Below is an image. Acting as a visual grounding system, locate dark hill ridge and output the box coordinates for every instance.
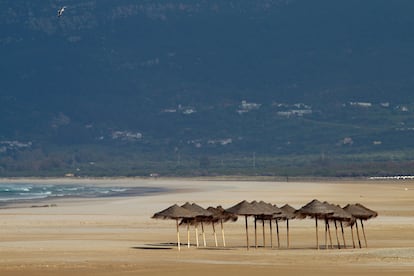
[1,1,414,176]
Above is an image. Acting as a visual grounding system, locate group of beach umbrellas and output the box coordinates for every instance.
[296,199,377,250]
[152,203,237,251]
[152,199,377,251]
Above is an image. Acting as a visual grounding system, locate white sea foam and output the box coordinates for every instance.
[110,188,127,192]
[0,182,165,204]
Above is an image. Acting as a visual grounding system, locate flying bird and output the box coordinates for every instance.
[57,6,66,17]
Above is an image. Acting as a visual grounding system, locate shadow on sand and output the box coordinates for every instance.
[131,243,176,250]
[131,243,353,251]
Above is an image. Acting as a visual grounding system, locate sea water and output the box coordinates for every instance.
[0,182,166,204]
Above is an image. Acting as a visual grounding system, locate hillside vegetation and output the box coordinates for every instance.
[1,1,414,176]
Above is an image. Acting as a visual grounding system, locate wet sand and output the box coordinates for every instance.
[0,178,413,275]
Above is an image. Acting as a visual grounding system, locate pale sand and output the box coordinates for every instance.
[0,178,413,275]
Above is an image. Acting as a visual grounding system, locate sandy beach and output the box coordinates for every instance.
[0,177,413,275]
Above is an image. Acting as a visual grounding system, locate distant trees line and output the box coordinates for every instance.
[1,146,414,177]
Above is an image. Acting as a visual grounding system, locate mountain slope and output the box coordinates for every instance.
[1,0,414,176]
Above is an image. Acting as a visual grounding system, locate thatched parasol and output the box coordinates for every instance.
[296,199,334,250]
[323,202,350,249]
[250,201,282,248]
[206,206,237,247]
[323,202,354,249]
[269,204,286,249]
[152,204,195,251]
[251,201,285,248]
[226,200,258,250]
[181,202,213,248]
[321,202,334,249]
[343,203,378,248]
[280,204,297,248]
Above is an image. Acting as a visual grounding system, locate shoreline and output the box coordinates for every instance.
[0,179,185,209]
[0,176,411,209]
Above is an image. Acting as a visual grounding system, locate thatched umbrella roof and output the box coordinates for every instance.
[226,200,258,250]
[251,201,283,217]
[296,199,334,218]
[323,202,353,221]
[206,206,238,247]
[343,203,377,249]
[280,204,297,249]
[272,205,287,219]
[180,202,212,225]
[296,199,334,250]
[152,204,195,251]
[181,202,213,219]
[280,204,297,220]
[249,201,282,248]
[343,203,378,220]
[207,206,238,223]
[226,200,257,215]
[152,204,195,219]
[180,202,213,247]
[323,202,354,249]
[356,203,378,218]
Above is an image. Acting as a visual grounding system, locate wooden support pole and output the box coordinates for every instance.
[195,224,199,248]
[350,224,356,248]
[176,219,181,251]
[315,217,319,250]
[360,219,368,248]
[340,221,346,248]
[355,220,362,248]
[187,223,190,248]
[276,219,280,248]
[262,219,266,248]
[245,216,249,250]
[325,219,328,250]
[212,222,218,247]
[334,220,341,249]
[201,222,206,247]
[220,219,226,247]
[254,217,258,249]
[286,219,290,249]
[327,220,333,249]
[269,220,273,248]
